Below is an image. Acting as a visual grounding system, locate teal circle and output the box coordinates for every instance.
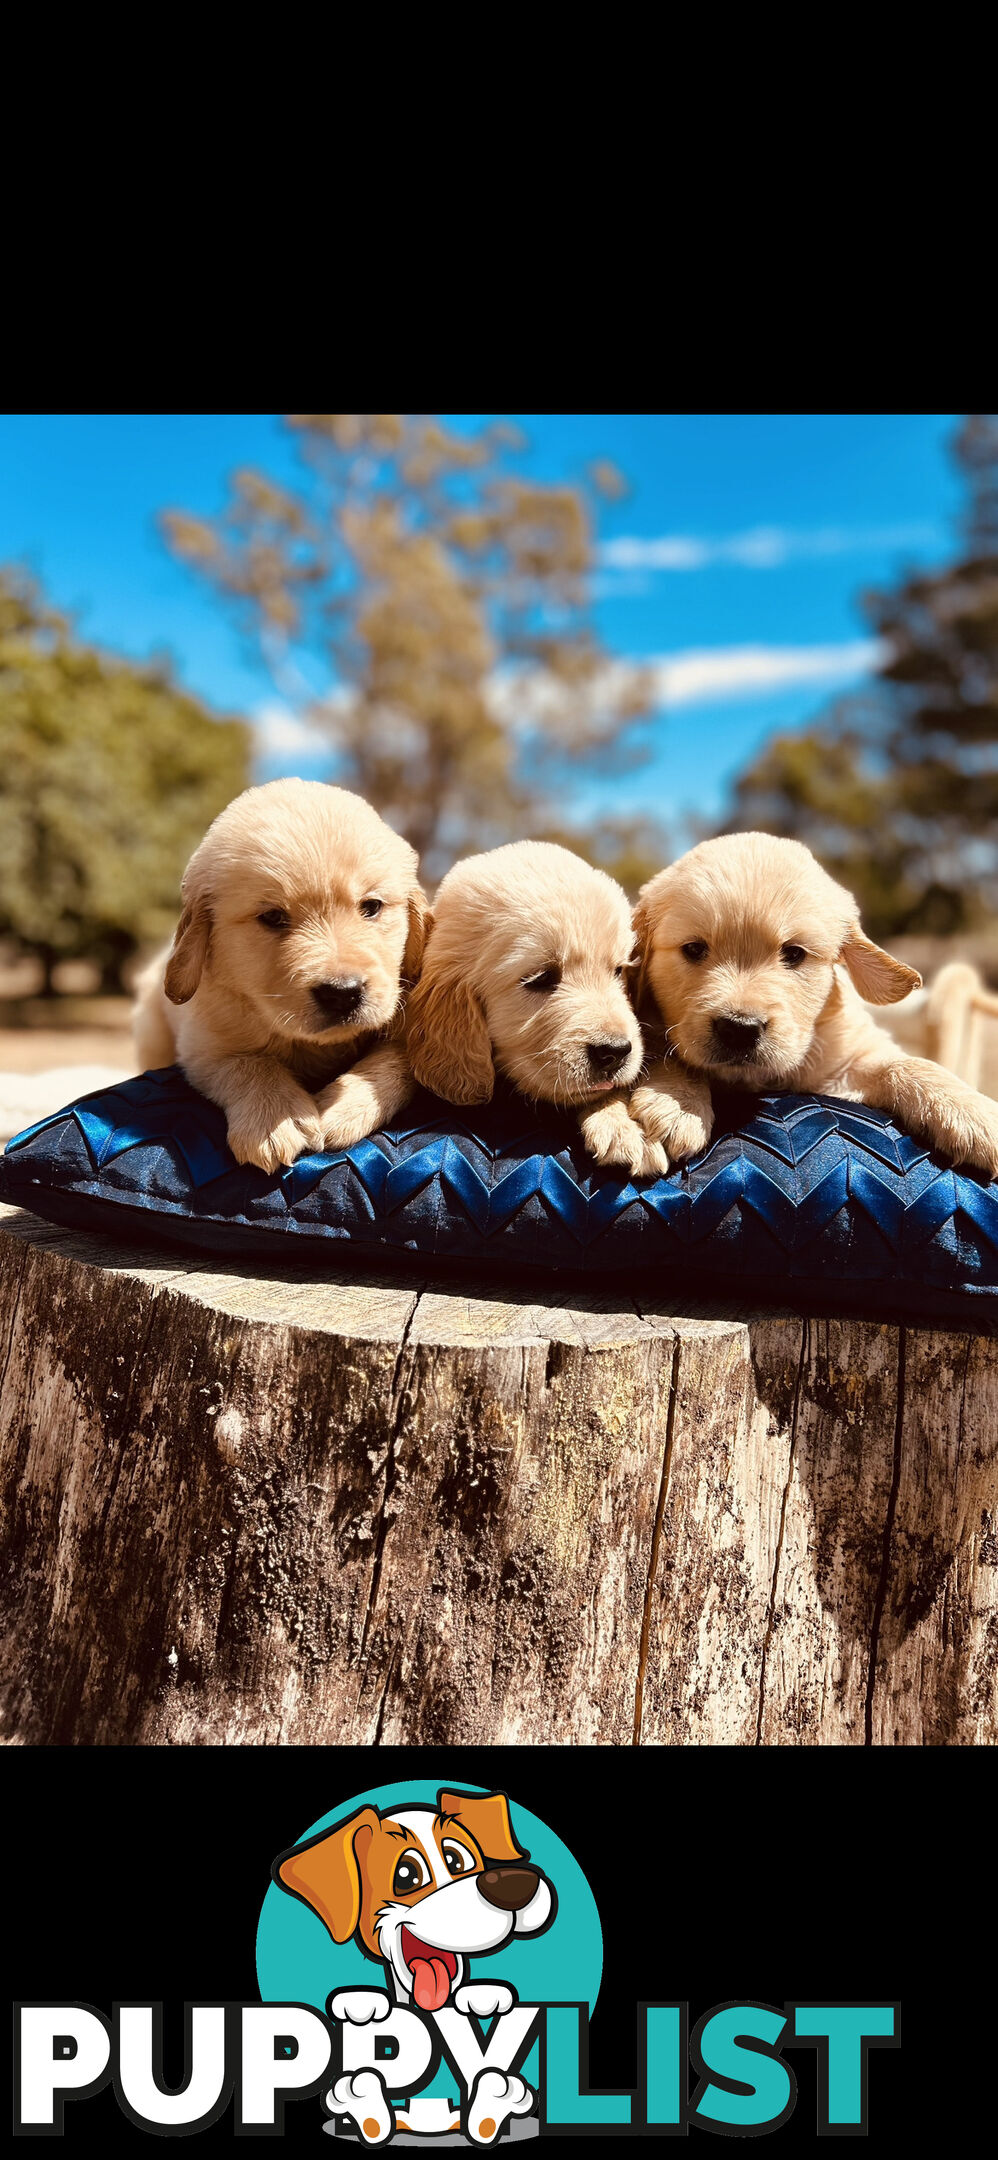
[256,1781,602,2106]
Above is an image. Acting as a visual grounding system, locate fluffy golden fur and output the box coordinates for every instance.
[600,831,998,1177]
[133,779,429,1172]
[405,841,655,1165]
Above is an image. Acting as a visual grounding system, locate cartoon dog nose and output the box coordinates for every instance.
[312,977,365,1020]
[586,1037,633,1079]
[712,1012,767,1058]
[478,1866,540,1912]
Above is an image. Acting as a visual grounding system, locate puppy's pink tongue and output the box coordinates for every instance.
[411,1957,451,2012]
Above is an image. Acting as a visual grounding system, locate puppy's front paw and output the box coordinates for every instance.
[629,1082,713,1162]
[316,1077,381,1152]
[467,2069,534,2145]
[580,1099,670,1179]
[453,1982,515,2020]
[328,2070,393,2144]
[944,1095,998,1180]
[227,1113,323,1173]
[328,1989,391,2025]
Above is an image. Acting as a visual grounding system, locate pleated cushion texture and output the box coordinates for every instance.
[2,1063,997,1320]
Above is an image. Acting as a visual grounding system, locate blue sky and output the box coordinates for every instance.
[0,413,961,836]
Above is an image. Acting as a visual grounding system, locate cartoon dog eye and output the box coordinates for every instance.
[441,1839,476,1877]
[393,1850,431,1895]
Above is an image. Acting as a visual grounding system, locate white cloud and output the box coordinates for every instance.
[646,640,884,706]
[600,523,937,574]
[488,641,883,724]
[253,702,331,765]
[253,639,882,774]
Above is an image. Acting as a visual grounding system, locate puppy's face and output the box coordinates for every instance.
[275,1790,554,2014]
[407,841,643,1109]
[164,781,429,1043]
[634,833,920,1089]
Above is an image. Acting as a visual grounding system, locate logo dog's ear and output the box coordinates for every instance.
[164,898,212,1005]
[840,924,921,1006]
[272,1806,380,1944]
[405,965,494,1105]
[438,1789,524,1865]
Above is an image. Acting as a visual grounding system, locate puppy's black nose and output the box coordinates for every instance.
[712,1012,766,1059]
[586,1038,632,1079]
[312,977,365,1021]
[479,1865,540,1912]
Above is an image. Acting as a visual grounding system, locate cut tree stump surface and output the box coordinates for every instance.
[1,1201,996,1747]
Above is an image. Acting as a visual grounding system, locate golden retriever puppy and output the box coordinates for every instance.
[405,840,663,1171]
[599,831,998,1178]
[133,779,430,1172]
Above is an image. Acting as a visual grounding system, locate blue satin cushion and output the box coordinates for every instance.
[2,1064,997,1322]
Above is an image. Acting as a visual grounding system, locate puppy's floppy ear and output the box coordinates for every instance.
[402,886,432,985]
[629,887,660,1022]
[164,898,212,1004]
[272,1805,380,1945]
[438,1789,524,1866]
[839,924,922,1005]
[405,963,494,1104]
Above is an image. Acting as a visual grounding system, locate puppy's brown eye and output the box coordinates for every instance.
[393,1851,429,1895]
[781,943,807,969]
[522,966,561,993]
[441,1840,475,1877]
[258,909,290,932]
[681,940,708,963]
[360,897,383,919]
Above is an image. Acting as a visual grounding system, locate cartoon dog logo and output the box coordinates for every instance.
[273,1787,555,2142]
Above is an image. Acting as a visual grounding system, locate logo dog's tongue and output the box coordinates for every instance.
[411,1956,451,2012]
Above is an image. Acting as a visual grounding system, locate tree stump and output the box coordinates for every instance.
[1,1200,996,1746]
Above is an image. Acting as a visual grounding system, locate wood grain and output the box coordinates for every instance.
[1,1203,995,1745]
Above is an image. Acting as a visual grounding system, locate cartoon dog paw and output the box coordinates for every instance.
[328,2068,393,2144]
[328,1989,392,2025]
[467,2068,534,2145]
[578,1097,670,1178]
[453,1982,516,2019]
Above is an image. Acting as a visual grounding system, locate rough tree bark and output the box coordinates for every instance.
[0,1201,995,1746]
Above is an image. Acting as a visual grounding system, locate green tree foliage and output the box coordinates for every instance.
[0,569,250,991]
[161,415,661,882]
[727,415,998,938]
